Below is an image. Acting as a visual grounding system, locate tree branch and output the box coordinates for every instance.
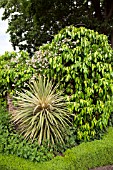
[91,0,102,20]
[104,0,113,19]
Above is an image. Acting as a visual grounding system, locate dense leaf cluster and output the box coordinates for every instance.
[40,26,113,141]
[0,50,48,96]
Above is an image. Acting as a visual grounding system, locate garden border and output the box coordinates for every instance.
[0,127,113,170]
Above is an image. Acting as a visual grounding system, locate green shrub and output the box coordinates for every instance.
[39,25,113,141]
[63,127,113,170]
[12,76,72,145]
[1,127,113,170]
[0,50,48,96]
[0,153,43,170]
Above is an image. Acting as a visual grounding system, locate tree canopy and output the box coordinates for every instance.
[0,0,113,53]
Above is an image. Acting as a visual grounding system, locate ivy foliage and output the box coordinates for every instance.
[40,26,113,141]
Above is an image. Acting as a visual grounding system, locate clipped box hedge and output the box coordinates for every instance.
[1,127,113,170]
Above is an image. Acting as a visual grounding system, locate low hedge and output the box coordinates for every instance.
[0,127,113,170]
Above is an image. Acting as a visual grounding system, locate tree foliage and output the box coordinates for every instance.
[0,0,113,53]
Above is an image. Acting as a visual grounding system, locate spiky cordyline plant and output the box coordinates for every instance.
[12,76,71,145]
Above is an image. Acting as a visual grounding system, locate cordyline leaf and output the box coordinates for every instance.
[12,76,72,145]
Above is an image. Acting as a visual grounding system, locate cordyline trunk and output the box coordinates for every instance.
[7,92,19,130]
[7,93,16,116]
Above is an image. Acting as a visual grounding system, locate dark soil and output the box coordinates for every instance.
[90,165,113,170]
